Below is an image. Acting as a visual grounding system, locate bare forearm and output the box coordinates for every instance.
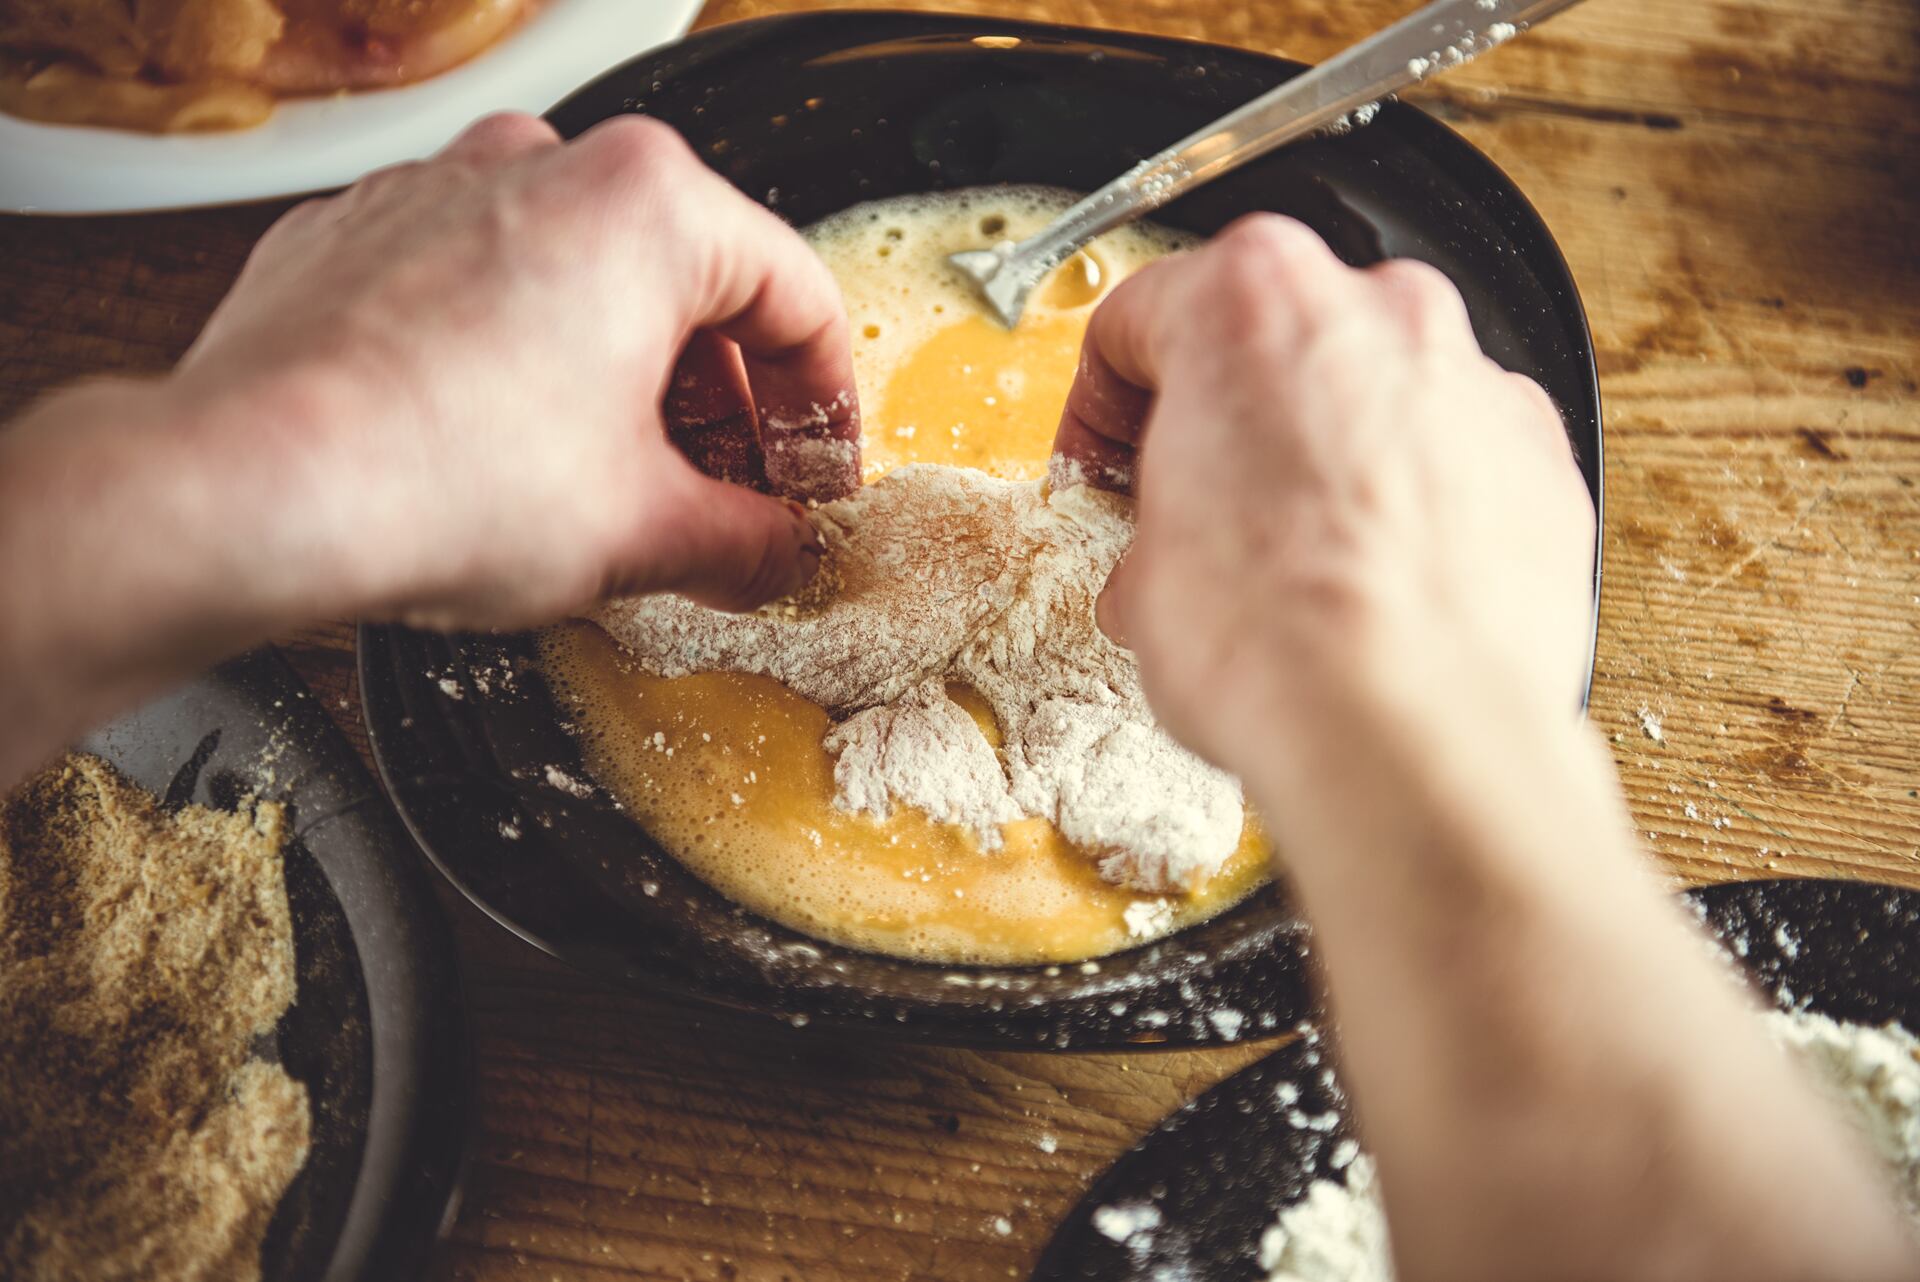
[1249,663,1916,1280]
[0,373,375,787]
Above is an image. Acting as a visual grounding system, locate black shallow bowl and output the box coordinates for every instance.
[80,650,469,1282]
[1034,878,1920,1281]
[359,11,1603,1050]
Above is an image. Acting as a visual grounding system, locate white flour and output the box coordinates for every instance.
[1259,1156,1393,1282]
[593,464,1244,893]
[1257,1011,1920,1281]
[1124,898,1177,940]
[1765,1010,1920,1223]
[823,679,1025,837]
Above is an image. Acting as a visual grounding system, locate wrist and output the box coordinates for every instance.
[0,367,380,719]
[161,355,417,623]
[0,377,271,779]
[1237,620,1613,893]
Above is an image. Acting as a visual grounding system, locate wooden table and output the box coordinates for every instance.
[3,1,1917,1277]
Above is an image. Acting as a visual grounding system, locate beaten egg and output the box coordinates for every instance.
[541,187,1270,965]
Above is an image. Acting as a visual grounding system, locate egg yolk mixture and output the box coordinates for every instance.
[540,187,1271,965]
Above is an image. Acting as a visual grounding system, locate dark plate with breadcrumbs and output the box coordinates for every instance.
[81,648,470,1282]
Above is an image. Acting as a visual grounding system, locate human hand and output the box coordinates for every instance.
[174,111,859,629]
[1053,215,1594,784]
[1048,221,1920,1282]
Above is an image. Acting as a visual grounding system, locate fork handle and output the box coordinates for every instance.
[1007,0,1587,279]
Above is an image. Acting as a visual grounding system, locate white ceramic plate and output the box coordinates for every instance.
[0,0,702,215]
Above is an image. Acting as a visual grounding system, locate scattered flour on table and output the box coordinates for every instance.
[593,464,1245,893]
[1257,1010,1920,1281]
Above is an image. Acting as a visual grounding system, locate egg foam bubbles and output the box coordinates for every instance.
[806,185,1197,481]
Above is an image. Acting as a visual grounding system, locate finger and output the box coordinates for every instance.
[615,461,825,613]
[715,256,859,505]
[1500,369,1586,486]
[664,330,769,490]
[730,306,860,506]
[1050,215,1356,493]
[1501,368,1565,435]
[1050,410,1145,494]
[747,370,858,502]
[572,117,863,502]
[437,111,559,164]
[1048,257,1185,493]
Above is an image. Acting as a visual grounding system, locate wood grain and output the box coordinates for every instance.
[2,1,1917,1278]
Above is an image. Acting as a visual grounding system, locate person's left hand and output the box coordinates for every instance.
[173,110,861,629]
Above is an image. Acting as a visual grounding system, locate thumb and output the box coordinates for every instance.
[613,466,825,613]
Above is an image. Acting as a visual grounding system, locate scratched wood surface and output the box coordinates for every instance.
[2,1,1917,1278]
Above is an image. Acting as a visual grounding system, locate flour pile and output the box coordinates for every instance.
[592,463,1244,893]
[1257,1011,1920,1281]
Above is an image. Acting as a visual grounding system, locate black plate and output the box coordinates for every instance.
[1034,878,1920,1281]
[360,11,1603,1050]
[78,649,469,1282]
[1033,1033,1355,1282]
[1685,878,1920,1026]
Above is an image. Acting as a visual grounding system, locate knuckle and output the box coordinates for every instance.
[1199,214,1341,331]
[1374,257,1462,312]
[461,110,556,150]
[263,194,330,240]
[1213,213,1335,278]
[365,158,425,186]
[1370,258,1475,348]
[1199,256,1281,332]
[593,114,694,176]
[345,159,425,204]
[1503,369,1562,425]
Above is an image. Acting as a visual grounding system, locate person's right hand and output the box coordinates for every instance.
[169,110,861,631]
[1051,219,1920,1282]
[1052,214,1595,789]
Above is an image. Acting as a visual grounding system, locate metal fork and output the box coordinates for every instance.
[949,0,1587,329]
